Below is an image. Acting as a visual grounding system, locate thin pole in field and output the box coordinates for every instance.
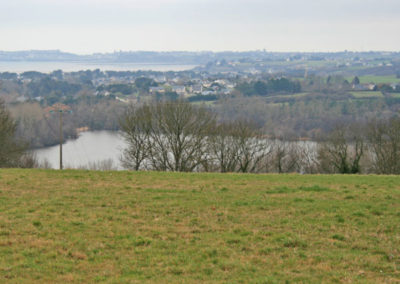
[45,103,72,170]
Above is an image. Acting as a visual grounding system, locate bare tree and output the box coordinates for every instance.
[317,124,364,174]
[270,141,301,173]
[298,141,320,174]
[120,101,216,172]
[233,120,271,173]
[152,101,216,171]
[120,104,152,170]
[209,122,241,172]
[367,118,400,174]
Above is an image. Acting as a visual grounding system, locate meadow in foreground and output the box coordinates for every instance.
[0,169,399,283]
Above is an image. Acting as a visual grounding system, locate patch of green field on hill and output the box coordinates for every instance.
[350,91,384,98]
[0,169,399,283]
[269,92,310,99]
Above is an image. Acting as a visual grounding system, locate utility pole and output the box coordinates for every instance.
[59,110,63,170]
[45,103,72,170]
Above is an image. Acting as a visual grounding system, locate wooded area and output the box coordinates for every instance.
[120,101,400,174]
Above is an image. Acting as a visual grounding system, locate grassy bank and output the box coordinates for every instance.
[0,169,399,283]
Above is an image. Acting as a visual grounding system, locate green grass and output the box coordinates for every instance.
[350,91,384,98]
[0,169,399,283]
[268,92,310,99]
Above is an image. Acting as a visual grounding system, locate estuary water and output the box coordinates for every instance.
[34,130,318,171]
[0,61,197,73]
[34,131,126,169]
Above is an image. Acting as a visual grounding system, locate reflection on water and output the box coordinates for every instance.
[34,131,126,169]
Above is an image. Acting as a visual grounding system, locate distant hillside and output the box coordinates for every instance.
[1,50,400,64]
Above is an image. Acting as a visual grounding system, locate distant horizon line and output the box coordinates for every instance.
[1,49,400,56]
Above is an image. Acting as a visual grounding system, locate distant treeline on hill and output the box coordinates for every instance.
[1,50,400,64]
[236,78,301,96]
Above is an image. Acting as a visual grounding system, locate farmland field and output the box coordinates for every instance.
[0,169,399,283]
[350,91,384,98]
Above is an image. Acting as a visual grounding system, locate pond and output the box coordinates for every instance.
[34,131,126,169]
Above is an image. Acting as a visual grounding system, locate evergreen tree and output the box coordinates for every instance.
[0,100,25,167]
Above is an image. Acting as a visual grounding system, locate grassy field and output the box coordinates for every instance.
[268,92,310,99]
[0,169,399,283]
[350,91,384,98]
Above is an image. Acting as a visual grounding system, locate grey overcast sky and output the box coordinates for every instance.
[1,0,399,54]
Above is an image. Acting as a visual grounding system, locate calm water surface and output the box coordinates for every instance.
[34,131,317,170]
[0,61,197,73]
[34,131,126,169]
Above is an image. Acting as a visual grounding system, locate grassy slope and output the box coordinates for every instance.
[359,75,399,84]
[350,91,384,98]
[345,75,400,85]
[0,169,399,283]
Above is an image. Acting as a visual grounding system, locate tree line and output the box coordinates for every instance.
[3,97,400,174]
[10,97,124,148]
[120,100,400,174]
[236,78,301,96]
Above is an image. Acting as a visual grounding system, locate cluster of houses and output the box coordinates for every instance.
[352,83,376,91]
[89,70,237,99]
[149,79,235,97]
[352,83,400,92]
[88,71,238,103]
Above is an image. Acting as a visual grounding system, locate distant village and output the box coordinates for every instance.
[1,51,400,149]
[1,50,400,106]
[93,72,236,104]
